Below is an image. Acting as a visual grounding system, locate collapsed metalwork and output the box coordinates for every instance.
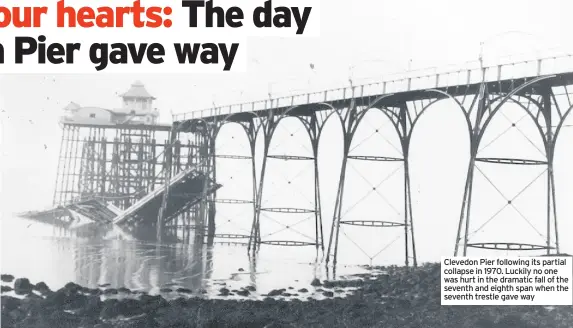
[26,54,573,268]
[27,122,218,243]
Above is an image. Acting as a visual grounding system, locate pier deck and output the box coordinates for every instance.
[67,199,119,224]
[113,164,221,227]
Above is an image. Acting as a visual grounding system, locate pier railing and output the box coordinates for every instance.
[173,52,573,121]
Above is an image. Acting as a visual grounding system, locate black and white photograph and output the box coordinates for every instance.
[1,0,573,327]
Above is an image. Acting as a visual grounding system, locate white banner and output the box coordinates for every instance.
[0,0,321,73]
[441,257,573,306]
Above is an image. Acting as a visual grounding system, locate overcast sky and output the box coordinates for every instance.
[1,0,572,263]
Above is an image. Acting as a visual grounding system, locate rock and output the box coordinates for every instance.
[2,263,569,328]
[219,288,230,296]
[238,268,245,272]
[64,282,82,294]
[79,316,102,327]
[497,314,529,328]
[245,285,256,291]
[26,292,43,300]
[62,293,89,310]
[46,288,68,306]
[1,285,13,293]
[267,289,285,297]
[323,281,335,288]
[379,273,390,283]
[8,308,27,322]
[46,287,88,308]
[1,296,21,311]
[98,283,111,288]
[80,286,93,294]
[310,278,321,286]
[118,287,131,293]
[264,322,296,328]
[140,294,159,303]
[171,297,187,307]
[77,295,103,316]
[100,299,120,318]
[139,294,168,312]
[103,288,118,295]
[94,324,114,328]
[176,287,192,294]
[1,274,14,283]
[86,288,102,296]
[124,315,158,328]
[14,278,32,295]
[160,288,173,293]
[474,317,497,328]
[33,281,51,294]
[396,299,411,309]
[236,289,250,296]
[48,310,83,328]
[116,298,144,317]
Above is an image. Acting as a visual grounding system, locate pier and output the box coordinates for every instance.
[20,54,573,268]
[22,81,218,244]
[173,54,573,267]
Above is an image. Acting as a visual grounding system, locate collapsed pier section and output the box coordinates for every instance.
[18,81,220,243]
[47,121,216,240]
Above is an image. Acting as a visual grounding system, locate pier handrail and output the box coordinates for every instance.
[173,52,573,121]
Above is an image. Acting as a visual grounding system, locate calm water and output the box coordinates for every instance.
[1,216,371,299]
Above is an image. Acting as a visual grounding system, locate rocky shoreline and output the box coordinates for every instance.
[1,263,572,328]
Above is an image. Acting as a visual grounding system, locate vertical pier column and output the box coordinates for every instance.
[325,138,350,266]
[542,89,559,255]
[249,136,270,253]
[312,148,324,252]
[308,113,324,252]
[402,152,417,267]
[157,125,178,242]
[249,111,274,253]
[206,132,217,246]
[454,82,485,257]
[247,136,259,252]
[399,104,417,268]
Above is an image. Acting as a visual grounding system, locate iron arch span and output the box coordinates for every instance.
[169,71,573,264]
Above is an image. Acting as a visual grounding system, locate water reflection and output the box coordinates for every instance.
[64,237,215,294]
[1,217,371,299]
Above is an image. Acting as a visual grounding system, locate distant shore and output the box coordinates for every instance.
[2,263,572,328]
